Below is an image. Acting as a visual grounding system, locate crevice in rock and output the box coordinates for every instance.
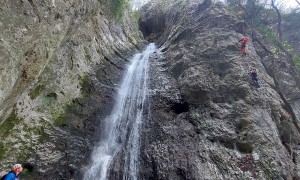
[103,56,123,70]
[22,163,34,172]
[46,92,58,100]
[256,43,300,161]
[113,48,129,62]
[261,60,300,129]
[236,142,253,154]
[219,139,235,150]
[27,0,41,22]
[170,101,190,114]
[176,168,187,179]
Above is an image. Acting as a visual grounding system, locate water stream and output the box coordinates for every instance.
[84,43,156,180]
[130,0,151,10]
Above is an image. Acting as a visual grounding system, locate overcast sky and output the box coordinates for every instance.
[281,0,299,9]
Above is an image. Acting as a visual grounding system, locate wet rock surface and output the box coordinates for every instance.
[140,0,300,179]
[0,0,145,179]
[1,0,300,179]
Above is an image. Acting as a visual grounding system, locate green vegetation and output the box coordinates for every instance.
[0,110,23,161]
[16,147,31,162]
[42,96,52,106]
[294,55,300,69]
[53,74,90,126]
[54,113,67,126]
[0,110,22,137]
[103,0,126,19]
[29,84,45,100]
[0,143,8,161]
[80,73,90,98]
[258,25,277,46]
[132,10,140,22]
[32,125,49,142]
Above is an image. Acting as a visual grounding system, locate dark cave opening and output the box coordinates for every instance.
[22,163,34,172]
[236,142,253,154]
[171,101,190,114]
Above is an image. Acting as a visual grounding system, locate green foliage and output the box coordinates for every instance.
[283,8,300,32]
[257,24,278,47]
[282,39,294,52]
[103,0,126,19]
[132,10,140,22]
[294,55,300,70]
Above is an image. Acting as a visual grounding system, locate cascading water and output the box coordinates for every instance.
[130,0,151,10]
[84,43,156,180]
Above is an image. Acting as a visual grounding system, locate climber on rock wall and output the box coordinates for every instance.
[238,37,249,56]
[249,67,260,88]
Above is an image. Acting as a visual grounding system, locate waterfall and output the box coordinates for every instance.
[84,43,156,180]
[130,0,151,10]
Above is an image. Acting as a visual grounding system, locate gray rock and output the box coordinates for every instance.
[139,0,300,179]
[0,0,145,179]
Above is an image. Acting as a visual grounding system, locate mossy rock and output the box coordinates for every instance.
[29,84,45,100]
[0,110,22,137]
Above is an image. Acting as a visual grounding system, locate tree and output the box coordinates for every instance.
[270,0,283,44]
[227,0,293,57]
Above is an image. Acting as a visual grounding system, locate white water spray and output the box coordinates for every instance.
[130,0,151,10]
[84,43,156,180]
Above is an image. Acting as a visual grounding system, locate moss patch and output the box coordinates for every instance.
[0,110,23,161]
[29,84,45,100]
[293,55,300,70]
[132,10,140,23]
[0,110,22,137]
[0,143,8,161]
[103,0,126,19]
[80,73,91,98]
[52,73,91,127]
[54,112,68,127]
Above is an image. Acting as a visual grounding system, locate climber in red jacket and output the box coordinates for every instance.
[238,37,249,56]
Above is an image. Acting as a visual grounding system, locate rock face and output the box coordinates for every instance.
[1,0,300,179]
[0,0,144,179]
[139,0,300,179]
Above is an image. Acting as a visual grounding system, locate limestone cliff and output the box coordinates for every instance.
[1,0,300,179]
[0,0,144,179]
[138,0,300,179]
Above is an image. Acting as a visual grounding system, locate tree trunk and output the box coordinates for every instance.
[271,0,283,44]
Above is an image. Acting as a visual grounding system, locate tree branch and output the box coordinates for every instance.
[271,0,283,44]
[296,0,300,6]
